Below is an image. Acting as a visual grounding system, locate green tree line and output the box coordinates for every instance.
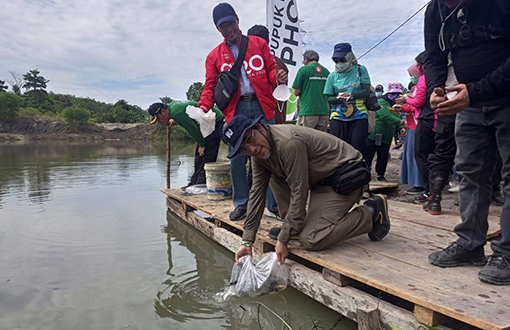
[1,68,205,125]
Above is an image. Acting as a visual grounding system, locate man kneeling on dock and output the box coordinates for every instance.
[223,115,391,264]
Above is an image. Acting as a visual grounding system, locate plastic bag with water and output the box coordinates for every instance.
[218,252,288,301]
[185,105,216,138]
[185,184,207,195]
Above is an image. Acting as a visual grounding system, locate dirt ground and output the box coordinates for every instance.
[377,144,503,218]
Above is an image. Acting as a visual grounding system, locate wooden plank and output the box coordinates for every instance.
[414,305,448,327]
[388,199,500,239]
[322,267,355,287]
[357,306,381,330]
[162,189,510,330]
[165,199,439,330]
[369,182,399,195]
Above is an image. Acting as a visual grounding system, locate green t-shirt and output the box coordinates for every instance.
[169,101,224,147]
[292,62,330,116]
[323,64,371,121]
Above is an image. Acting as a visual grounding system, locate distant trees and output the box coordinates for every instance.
[186,82,204,102]
[0,79,8,92]
[63,105,91,125]
[0,93,22,119]
[22,69,50,92]
[7,71,24,95]
[159,96,173,104]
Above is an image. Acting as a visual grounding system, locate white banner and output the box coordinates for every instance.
[266,0,302,84]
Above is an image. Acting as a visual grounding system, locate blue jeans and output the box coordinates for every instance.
[454,104,510,256]
[228,99,276,211]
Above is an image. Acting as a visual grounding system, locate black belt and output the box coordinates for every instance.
[240,93,257,101]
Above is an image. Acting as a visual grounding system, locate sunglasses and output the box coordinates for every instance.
[333,57,348,64]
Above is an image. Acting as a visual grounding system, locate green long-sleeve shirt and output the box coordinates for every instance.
[367,97,403,145]
[169,101,224,147]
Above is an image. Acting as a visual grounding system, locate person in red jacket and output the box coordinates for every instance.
[198,2,287,221]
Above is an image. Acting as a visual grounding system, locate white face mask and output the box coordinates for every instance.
[335,61,352,73]
[375,92,383,97]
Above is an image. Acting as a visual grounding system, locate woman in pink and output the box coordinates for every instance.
[394,52,436,195]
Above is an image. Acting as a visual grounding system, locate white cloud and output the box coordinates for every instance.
[0,0,429,108]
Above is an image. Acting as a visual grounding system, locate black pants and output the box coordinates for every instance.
[189,120,224,186]
[429,114,456,174]
[414,120,436,192]
[329,118,369,157]
[365,139,391,177]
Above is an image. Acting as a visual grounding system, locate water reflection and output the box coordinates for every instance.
[157,211,352,329]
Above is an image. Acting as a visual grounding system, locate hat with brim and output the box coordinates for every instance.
[224,114,263,158]
[148,102,165,125]
[332,43,352,59]
[213,3,238,28]
[387,82,403,94]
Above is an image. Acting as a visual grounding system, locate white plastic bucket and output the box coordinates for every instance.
[204,162,232,201]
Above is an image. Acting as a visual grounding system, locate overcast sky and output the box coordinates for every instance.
[0,0,429,109]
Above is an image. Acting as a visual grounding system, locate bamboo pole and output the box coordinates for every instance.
[166,125,171,189]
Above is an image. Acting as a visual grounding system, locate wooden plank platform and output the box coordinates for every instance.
[161,188,506,330]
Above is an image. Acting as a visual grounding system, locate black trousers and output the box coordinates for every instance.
[189,119,224,186]
[329,118,369,157]
[429,114,456,174]
[365,139,391,177]
[414,120,436,192]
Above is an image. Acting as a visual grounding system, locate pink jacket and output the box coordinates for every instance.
[401,74,437,130]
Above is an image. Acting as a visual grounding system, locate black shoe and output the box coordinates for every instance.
[268,227,298,240]
[377,176,388,182]
[478,252,510,285]
[428,242,487,268]
[414,193,429,204]
[492,193,505,206]
[229,208,246,221]
[454,199,459,206]
[364,194,391,241]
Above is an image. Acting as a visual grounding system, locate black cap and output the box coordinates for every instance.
[223,114,263,158]
[148,102,166,124]
[332,43,352,59]
[213,3,237,28]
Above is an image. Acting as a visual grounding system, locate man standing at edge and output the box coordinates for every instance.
[292,50,330,132]
[223,115,391,264]
[198,2,287,221]
[425,0,510,285]
[148,101,225,189]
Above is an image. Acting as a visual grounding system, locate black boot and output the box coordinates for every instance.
[425,172,448,215]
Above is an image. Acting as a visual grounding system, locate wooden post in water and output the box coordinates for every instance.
[166,125,171,189]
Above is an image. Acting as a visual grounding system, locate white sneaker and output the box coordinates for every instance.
[448,185,459,193]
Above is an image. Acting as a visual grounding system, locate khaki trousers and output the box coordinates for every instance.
[270,180,373,251]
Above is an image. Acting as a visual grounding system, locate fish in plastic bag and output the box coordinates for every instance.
[185,184,207,195]
[185,105,216,138]
[218,252,288,300]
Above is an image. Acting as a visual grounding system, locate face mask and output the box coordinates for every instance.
[335,61,352,73]
[375,92,383,97]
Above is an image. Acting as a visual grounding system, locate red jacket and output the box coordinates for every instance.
[199,33,277,123]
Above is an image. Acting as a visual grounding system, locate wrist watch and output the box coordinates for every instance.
[241,241,253,248]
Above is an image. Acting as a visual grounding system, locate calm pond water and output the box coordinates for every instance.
[0,141,356,330]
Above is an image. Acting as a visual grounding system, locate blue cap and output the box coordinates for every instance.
[332,43,352,59]
[213,3,237,28]
[223,115,263,158]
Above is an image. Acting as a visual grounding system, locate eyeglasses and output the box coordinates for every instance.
[333,57,348,64]
[240,129,256,151]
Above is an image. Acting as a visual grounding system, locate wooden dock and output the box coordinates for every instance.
[161,188,507,330]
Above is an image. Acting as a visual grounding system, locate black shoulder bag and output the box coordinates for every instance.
[357,65,381,111]
[214,35,249,111]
